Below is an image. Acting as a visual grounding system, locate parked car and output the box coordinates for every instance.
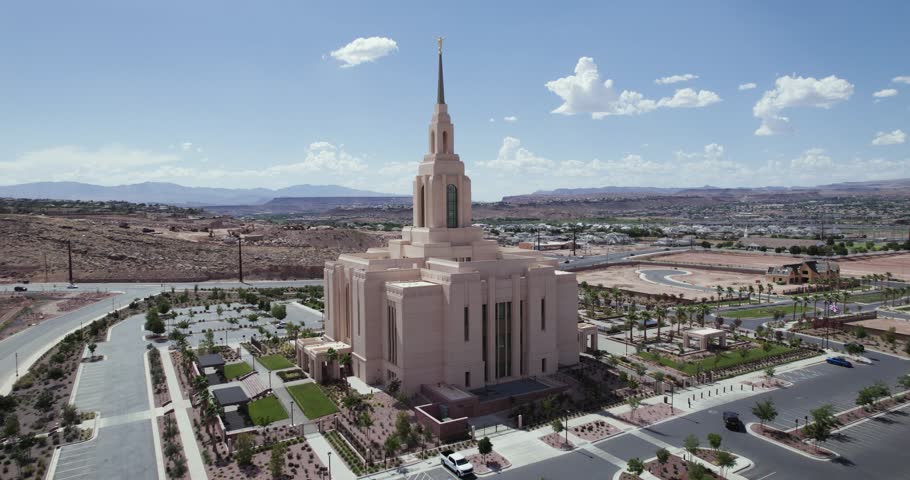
[440,450,474,477]
[13,286,28,292]
[826,356,853,368]
[723,411,743,431]
[67,284,78,289]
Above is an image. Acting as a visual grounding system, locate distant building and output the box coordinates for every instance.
[766,259,840,285]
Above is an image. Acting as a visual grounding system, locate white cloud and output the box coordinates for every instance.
[790,148,833,169]
[655,74,698,85]
[656,88,721,108]
[893,76,910,85]
[478,137,553,173]
[489,118,495,123]
[329,36,398,68]
[752,75,854,136]
[180,142,194,151]
[872,129,906,146]
[545,58,721,119]
[0,145,180,185]
[503,116,518,123]
[873,88,898,98]
[738,83,757,91]
[377,161,419,176]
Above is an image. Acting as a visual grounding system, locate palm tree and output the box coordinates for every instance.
[812,294,820,318]
[626,311,639,345]
[640,311,652,344]
[655,305,668,342]
[758,284,765,303]
[674,307,687,336]
[697,304,710,327]
[792,296,801,322]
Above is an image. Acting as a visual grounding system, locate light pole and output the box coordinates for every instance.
[328,451,332,479]
[15,352,19,379]
[290,402,294,426]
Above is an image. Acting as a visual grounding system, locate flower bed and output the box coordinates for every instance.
[694,448,738,465]
[465,451,511,474]
[570,419,621,442]
[148,348,171,407]
[750,424,835,458]
[620,453,721,480]
[157,412,188,479]
[276,368,306,382]
[539,432,574,450]
[618,403,680,427]
[207,436,327,480]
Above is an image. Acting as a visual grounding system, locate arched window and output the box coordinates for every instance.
[446,184,458,228]
[442,131,449,154]
[430,131,435,154]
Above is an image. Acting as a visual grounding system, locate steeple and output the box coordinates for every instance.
[437,37,445,104]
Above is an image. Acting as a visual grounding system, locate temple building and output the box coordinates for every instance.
[297,41,581,396]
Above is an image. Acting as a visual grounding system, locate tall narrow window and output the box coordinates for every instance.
[540,298,546,331]
[495,302,513,378]
[442,130,448,153]
[463,306,470,342]
[430,130,436,154]
[419,185,426,227]
[464,371,471,388]
[387,304,398,366]
[446,184,458,228]
[541,357,547,373]
[520,300,525,375]
[482,304,488,382]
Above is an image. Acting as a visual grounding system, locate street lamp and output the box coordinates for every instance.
[328,451,332,479]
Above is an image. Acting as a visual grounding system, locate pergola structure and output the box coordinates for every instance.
[295,337,352,384]
[577,323,599,353]
[682,328,726,350]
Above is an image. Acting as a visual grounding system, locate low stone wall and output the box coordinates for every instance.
[810,311,877,330]
[414,403,470,443]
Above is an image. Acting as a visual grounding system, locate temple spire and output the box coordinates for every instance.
[437,36,445,104]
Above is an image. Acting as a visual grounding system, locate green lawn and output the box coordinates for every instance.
[257,354,295,371]
[223,361,254,380]
[640,344,795,376]
[287,383,338,419]
[247,395,288,426]
[721,306,790,319]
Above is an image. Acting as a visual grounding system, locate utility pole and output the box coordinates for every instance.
[43,251,49,283]
[536,227,541,251]
[572,227,577,257]
[237,236,244,284]
[67,240,74,286]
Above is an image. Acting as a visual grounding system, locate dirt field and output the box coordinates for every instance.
[837,253,910,280]
[577,265,766,297]
[650,250,795,269]
[852,317,910,336]
[0,291,114,340]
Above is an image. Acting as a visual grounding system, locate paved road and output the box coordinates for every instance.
[557,247,690,271]
[638,268,715,293]
[409,342,909,480]
[54,313,158,480]
[0,280,320,393]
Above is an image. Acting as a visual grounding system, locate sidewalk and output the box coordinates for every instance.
[306,431,358,480]
[160,346,208,480]
[240,345,304,421]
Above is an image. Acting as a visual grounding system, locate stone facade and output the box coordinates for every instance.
[301,45,580,395]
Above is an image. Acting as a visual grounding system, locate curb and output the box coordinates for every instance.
[744,422,837,461]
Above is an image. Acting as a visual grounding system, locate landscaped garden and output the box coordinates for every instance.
[287,383,338,419]
[224,361,254,380]
[257,354,295,371]
[639,343,795,376]
[721,306,789,319]
[247,395,289,426]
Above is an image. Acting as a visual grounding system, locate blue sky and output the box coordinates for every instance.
[1,1,908,200]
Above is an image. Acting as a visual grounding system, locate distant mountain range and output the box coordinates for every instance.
[0,181,398,206]
[517,178,910,201]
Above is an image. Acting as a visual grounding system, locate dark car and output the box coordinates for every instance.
[723,411,743,431]
[14,286,28,292]
[826,356,853,368]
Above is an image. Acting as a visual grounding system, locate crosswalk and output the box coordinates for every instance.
[776,367,827,384]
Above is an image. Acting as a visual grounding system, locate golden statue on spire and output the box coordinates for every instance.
[437,36,444,54]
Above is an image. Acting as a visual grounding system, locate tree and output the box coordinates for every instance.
[88,342,97,359]
[683,434,700,460]
[383,435,400,459]
[716,450,736,478]
[688,461,709,480]
[269,442,286,479]
[234,433,254,466]
[626,457,645,476]
[62,403,79,426]
[478,436,493,464]
[898,374,910,391]
[805,404,838,451]
[845,343,864,356]
[752,399,778,428]
[4,413,20,437]
[655,447,670,466]
[764,366,776,382]
[707,432,722,451]
[271,304,287,321]
[551,418,564,435]
[627,397,641,419]
[145,310,165,335]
